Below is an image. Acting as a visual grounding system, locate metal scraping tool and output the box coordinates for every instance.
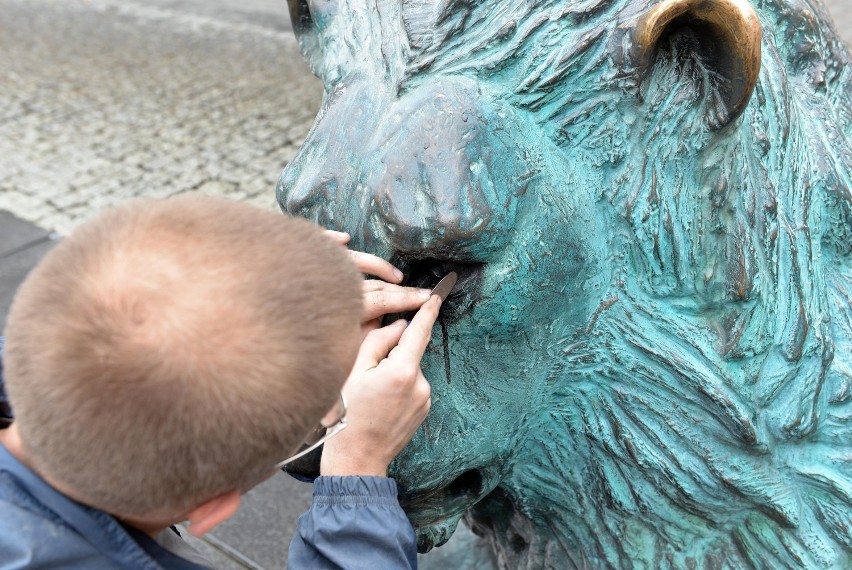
[430,271,458,302]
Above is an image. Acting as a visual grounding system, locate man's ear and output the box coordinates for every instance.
[185,491,241,536]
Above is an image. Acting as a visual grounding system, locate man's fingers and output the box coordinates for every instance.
[363,289,432,321]
[349,251,403,283]
[363,280,419,294]
[415,370,431,402]
[353,320,407,370]
[361,318,382,336]
[324,229,351,245]
[390,295,442,362]
[324,232,403,283]
[414,371,432,424]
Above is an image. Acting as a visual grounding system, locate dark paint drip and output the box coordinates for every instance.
[441,321,451,385]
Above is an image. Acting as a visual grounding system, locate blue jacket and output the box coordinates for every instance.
[0,340,417,569]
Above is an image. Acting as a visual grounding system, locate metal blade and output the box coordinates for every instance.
[430,271,459,302]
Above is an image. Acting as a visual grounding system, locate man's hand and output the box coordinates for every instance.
[326,230,431,334]
[320,295,441,477]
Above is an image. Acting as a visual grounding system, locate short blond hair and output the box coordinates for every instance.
[3,196,362,516]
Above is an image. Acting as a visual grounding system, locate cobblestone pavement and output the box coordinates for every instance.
[0,0,849,236]
[0,0,321,236]
[144,0,295,31]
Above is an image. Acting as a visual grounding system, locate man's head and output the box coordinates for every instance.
[3,196,362,521]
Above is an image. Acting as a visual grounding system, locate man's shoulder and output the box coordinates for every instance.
[0,441,122,569]
[0,474,67,532]
[0,474,119,569]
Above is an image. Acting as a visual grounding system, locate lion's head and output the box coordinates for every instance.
[278,0,852,567]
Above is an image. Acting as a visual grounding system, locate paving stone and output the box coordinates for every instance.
[0,210,52,254]
[175,527,258,570]
[0,212,57,331]
[207,473,314,570]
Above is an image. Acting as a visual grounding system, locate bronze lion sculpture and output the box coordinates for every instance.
[278,0,852,567]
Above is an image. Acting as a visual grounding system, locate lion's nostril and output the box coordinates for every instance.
[404,260,446,290]
[387,257,486,323]
[396,257,485,295]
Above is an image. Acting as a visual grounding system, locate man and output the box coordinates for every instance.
[0,196,439,568]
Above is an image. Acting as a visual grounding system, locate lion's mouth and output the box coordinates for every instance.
[386,258,490,552]
[397,468,485,551]
[390,256,485,321]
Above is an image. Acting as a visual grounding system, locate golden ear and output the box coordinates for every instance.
[632,0,762,128]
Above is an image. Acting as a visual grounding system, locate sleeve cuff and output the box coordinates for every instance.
[312,476,400,506]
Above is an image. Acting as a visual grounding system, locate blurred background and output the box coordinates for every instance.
[0,0,849,567]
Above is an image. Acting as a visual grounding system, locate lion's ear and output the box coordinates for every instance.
[629,0,762,129]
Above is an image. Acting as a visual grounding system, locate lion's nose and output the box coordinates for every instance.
[367,80,532,262]
[279,77,531,262]
[277,161,339,227]
[278,81,386,228]
[278,165,318,219]
[276,115,340,226]
[371,169,510,261]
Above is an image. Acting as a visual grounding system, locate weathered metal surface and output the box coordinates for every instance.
[278,0,852,567]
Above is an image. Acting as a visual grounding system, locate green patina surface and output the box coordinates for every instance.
[278,0,852,567]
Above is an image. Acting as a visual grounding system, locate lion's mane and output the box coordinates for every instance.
[394,1,852,567]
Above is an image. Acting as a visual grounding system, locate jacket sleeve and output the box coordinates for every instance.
[288,476,417,570]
